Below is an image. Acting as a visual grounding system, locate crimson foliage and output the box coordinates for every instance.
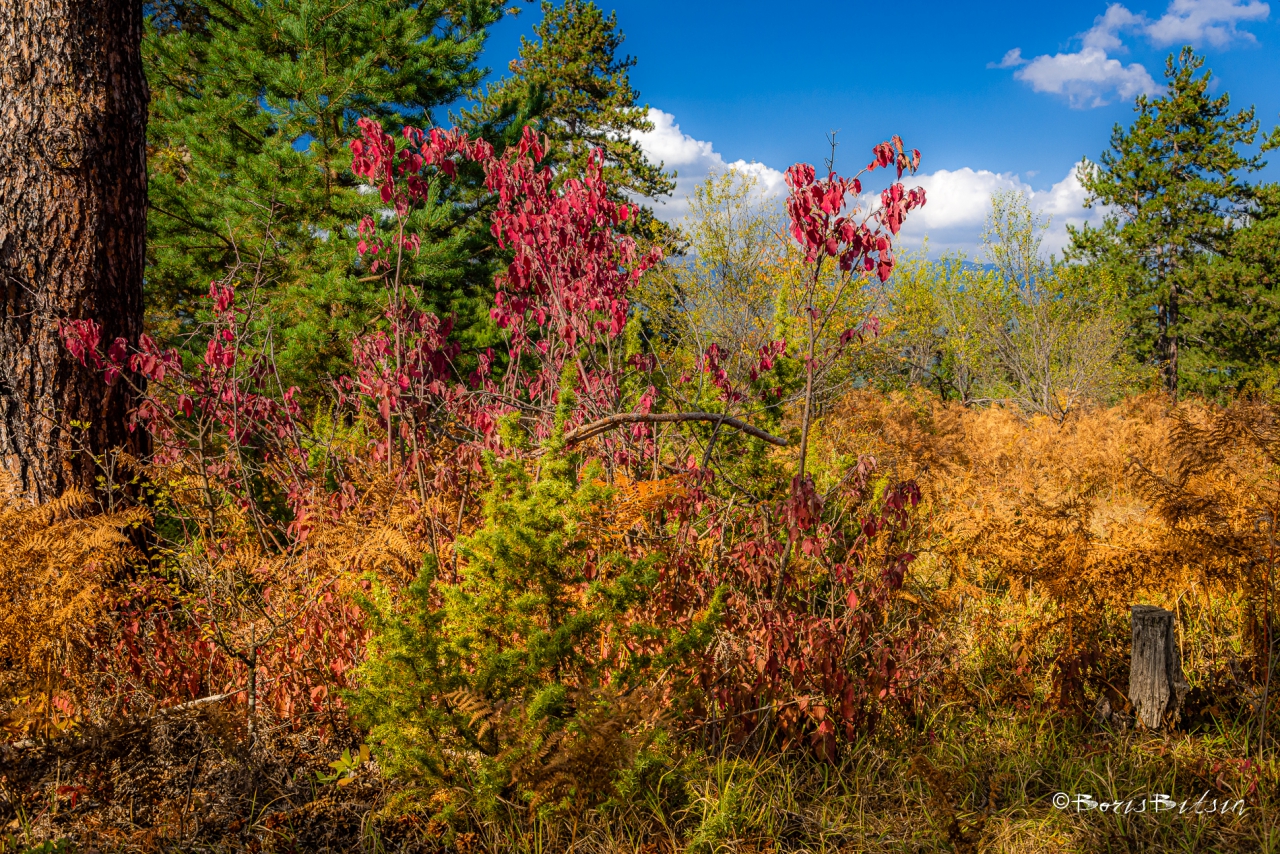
[60,115,933,767]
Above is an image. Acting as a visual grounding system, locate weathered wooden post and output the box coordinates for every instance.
[1129,605,1189,729]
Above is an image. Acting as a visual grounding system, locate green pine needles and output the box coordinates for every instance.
[1067,47,1271,397]
[351,408,717,822]
[463,0,673,200]
[1187,183,1280,398]
[461,0,675,243]
[144,0,507,392]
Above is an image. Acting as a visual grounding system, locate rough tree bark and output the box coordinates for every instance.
[1129,604,1190,729]
[0,1,147,503]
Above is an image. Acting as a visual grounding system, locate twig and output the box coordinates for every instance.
[559,412,787,449]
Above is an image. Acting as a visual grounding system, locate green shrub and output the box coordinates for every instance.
[351,407,717,824]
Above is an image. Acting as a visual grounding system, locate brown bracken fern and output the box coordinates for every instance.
[819,390,1280,706]
[0,476,147,738]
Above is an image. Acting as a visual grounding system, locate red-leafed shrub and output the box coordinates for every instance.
[55,115,931,782]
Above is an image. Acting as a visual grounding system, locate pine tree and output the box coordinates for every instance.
[351,423,714,813]
[1,1,148,500]
[1067,48,1265,396]
[144,0,506,392]
[461,0,674,215]
[1182,183,1280,396]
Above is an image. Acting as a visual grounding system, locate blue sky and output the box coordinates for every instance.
[480,0,1280,255]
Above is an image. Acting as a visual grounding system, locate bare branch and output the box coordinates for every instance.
[561,412,788,448]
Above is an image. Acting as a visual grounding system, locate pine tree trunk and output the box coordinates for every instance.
[1164,279,1179,397]
[0,0,148,503]
[1129,605,1189,729]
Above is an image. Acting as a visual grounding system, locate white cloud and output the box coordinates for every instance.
[999,0,1269,107]
[1146,0,1270,46]
[874,164,1106,257]
[634,109,1104,258]
[1008,5,1160,108]
[630,109,787,221]
[1015,47,1159,108]
[1083,3,1149,51]
[991,47,1027,68]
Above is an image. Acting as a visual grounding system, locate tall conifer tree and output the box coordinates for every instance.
[1067,48,1265,396]
[1184,183,1280,396]
[1,0,148,500]
[462,0,674,217]
[144,0,507,390]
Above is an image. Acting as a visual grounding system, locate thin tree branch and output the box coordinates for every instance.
[560,412,787,448]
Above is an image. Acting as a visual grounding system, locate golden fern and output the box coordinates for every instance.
[0,476,148,737]
[818,390,1280,664]
[584,474,688,547]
